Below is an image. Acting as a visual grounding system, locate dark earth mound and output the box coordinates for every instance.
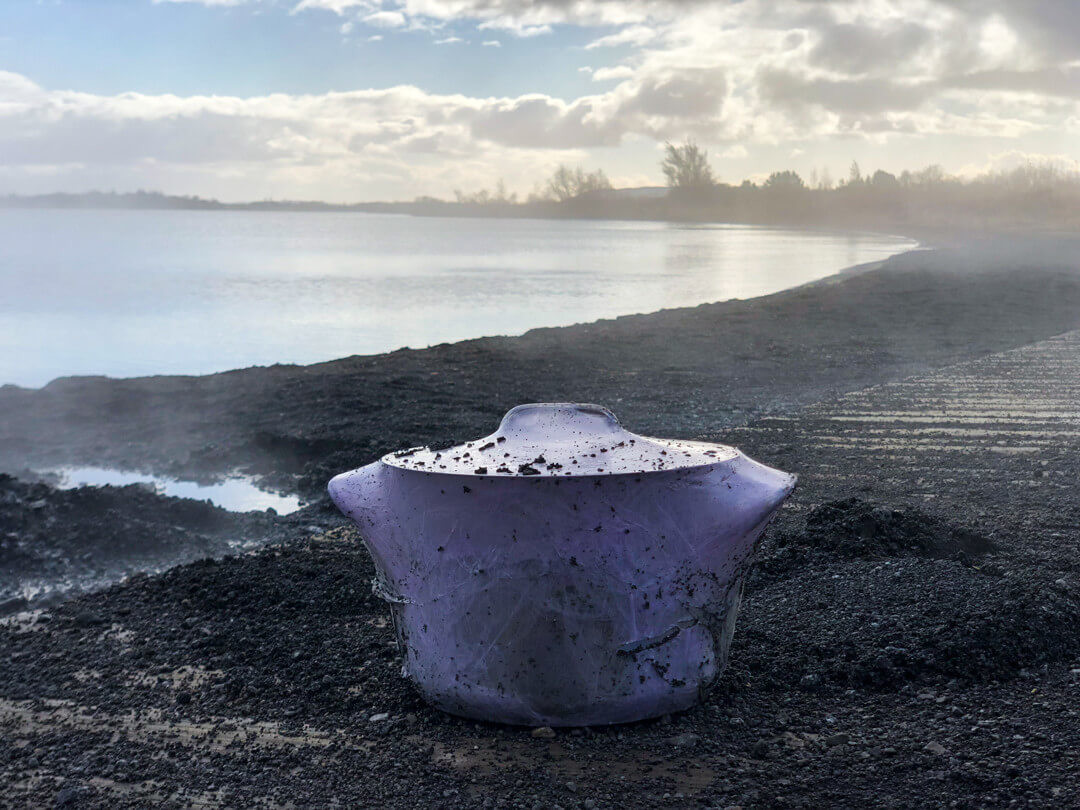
[739,557,1080,690]
[3,528,1079,808]
[777,497,994,559]
[0,474,325,615]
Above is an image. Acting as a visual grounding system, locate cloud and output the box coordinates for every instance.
[757,70,935,116]
[585,25,656,50]
[592,66,635,82]
[363,10,406,28]
[290,0,680,33]
[945,66,1080,99]
[156,0,260,6]
[0,72,606,194]
[466,94,621,148]
[0,74,607,198]
[8,0,1080,199]
[291,0,368,12]
[808,21,934,75]
[479,21,552,37]
[0,70,42,103]
[615,67,729,126]
[190,0,1080,57]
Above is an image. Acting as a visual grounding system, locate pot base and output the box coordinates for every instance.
[389,577,745,727]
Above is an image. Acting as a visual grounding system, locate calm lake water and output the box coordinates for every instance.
[0,210,915,387]
[46,466,302,514]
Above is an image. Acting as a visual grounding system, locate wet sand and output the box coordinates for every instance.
[1,235,1080,807]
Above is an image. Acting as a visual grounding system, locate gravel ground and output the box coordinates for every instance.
[0,474,334,615]
[2,236,1079,808]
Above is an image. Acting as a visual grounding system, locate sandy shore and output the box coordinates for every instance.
[2,234,1080,807]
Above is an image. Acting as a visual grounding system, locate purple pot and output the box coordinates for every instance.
[328,403,795,726]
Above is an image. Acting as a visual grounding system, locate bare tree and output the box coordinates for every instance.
[492,178,517,204]
[453,179,517,205]
[542,165,612,202]
[661,140,715,189]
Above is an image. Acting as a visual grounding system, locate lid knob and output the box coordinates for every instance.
[497,403,625,444]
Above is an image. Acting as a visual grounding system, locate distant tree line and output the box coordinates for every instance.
[453,165,612,206]
[9,145,1078,233]
[583,139,1080,233]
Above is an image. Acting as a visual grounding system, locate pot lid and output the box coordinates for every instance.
[383,403,737,477]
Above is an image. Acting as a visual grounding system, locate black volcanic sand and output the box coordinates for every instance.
[0,474,333,614]
[2,237,1080,808]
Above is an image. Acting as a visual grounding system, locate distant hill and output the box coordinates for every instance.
[0,190,401,213]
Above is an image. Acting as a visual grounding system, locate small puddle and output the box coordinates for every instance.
[45,466,303,515]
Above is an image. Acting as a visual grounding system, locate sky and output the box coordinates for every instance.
[1,0,1079,202]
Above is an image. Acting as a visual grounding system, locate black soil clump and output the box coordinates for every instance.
[779,497,994,559]
[5,529,1080,808]
[0,473,296,614]
[0,530,414,719]
[739,558,1080,691]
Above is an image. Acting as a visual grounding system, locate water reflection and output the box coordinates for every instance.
[0,211,916,387]
[46,466,302,514]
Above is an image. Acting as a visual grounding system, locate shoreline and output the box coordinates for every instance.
[2,234,1076,498]
[2,242,917,395]
[0,216,916,391]
[1,233,1079,806]
[6,188,1077,239]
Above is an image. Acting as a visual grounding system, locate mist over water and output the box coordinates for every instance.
[0,209,914,387]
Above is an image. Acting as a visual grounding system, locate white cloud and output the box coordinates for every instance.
[7,0,1080,198]
[478,20,552,37]
[0,72,609,199]
[291,0,368,12]
[585,25,656,50]
[156,0,260,6]
[363,10,406,28]
[0,70,42,103]
[591,66,635,82]
[368,34,383,41]
[291,0,668,32]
